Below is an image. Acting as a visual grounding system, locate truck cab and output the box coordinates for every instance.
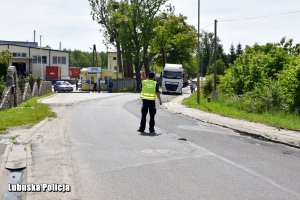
[162,64,184,95]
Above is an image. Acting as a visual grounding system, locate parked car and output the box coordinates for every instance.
[53,81,73,92]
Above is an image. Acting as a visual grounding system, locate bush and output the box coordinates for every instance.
[0,76,5,98]
[0,50,12,79]
[0,62,8,79]
[241,80,285,113]
[278,58,300,111]
[203,75,214,98]
[18,76,26,93]
[37,76,41,89]
[219,44,290,96]
[26,74,37,89]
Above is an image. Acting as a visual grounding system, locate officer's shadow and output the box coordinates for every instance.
[139,132,162,137]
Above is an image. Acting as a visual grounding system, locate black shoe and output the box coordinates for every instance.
[149,130,155,134]
[137,129,145,133]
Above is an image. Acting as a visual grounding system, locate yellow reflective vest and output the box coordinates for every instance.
[140,80,156,100]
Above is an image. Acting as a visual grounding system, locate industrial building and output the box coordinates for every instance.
[0,40,70,79]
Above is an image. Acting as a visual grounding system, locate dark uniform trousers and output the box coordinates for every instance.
[139,99,156,132]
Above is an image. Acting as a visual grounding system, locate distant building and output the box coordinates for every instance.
[0,40,70,79]
[107,52,118,72]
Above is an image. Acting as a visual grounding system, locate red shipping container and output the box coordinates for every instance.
[69,68,81,79]
[46,66,61,80]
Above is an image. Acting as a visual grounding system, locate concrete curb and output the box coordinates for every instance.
[37,93,58,103]
[163,94,300,149]
[5,144,27,170]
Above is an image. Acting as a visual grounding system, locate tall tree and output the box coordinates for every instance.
[89,0,168,90]
[200,31,214,76]
[89,0,123,75]
[236,43,243,56]
[151,13,197,69]
[229,44,236,64]
[200,31,227,76]
[276,36,300,55]
[127,0,168,89]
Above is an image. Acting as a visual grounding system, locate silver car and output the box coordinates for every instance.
[53,81,73,92]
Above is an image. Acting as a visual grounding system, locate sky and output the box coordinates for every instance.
[0,0,300,53]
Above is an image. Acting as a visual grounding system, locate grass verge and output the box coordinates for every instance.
[0,93,56,132]
[182,93,300,131]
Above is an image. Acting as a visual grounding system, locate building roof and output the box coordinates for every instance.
[0,40,38,48]
[0,42,70,53]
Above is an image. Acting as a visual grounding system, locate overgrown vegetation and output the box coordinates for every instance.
[219,41,300,113]
[203,75,214,98]
[183,92,300,131]
[0,93,56,132]
[0,76,5,98]
[0,50,12,98]
[184,39,300,130]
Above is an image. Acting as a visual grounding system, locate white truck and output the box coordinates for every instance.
[162,63,187,95]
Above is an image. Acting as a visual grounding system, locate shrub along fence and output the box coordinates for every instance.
[0,66,52,111]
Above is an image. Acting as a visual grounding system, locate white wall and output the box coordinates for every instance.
[0,45,70,78]
[107,52,118,72]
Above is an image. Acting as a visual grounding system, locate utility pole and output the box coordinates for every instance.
[213,19,218,96]
[92,46,95,67]
[196,0,201,104]
[40,35,43,80]
[93,44,98,67]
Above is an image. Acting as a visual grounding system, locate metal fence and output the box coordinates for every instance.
[111,78,137,92]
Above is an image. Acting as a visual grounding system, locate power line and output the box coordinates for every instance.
[219,10,300,22]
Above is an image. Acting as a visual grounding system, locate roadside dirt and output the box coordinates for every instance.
[0,93,123,200]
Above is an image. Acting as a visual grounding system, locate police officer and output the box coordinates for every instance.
[137,72,162,133]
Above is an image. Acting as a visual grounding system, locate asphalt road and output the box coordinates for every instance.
[64,91,300,200]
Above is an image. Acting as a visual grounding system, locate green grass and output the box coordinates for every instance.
[182,93,300,131]
[0,93,56,132]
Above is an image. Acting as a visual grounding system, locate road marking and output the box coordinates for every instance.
[80,154,210,174]
[188,141,300,197]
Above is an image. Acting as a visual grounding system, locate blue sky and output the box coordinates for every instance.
[0,0,300,53]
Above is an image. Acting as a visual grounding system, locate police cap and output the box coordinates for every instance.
[148,72,155,78]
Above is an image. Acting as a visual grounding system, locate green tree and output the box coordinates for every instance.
[278,57,300,110]
[208,59,226,75]
[70,50,107,68]
[99,51,108,68]
[0,50,12,79]
[220,43,290,95]
[203,74,214,98]
[90,0,168,90]
[276,36,300,55]
[151,13,197,71]
[70,50,93,68]
[236,43,243,56]
[200,31,214,76]
[229,44,236,64]
[89,0,123,75]
[200,31,227,76]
